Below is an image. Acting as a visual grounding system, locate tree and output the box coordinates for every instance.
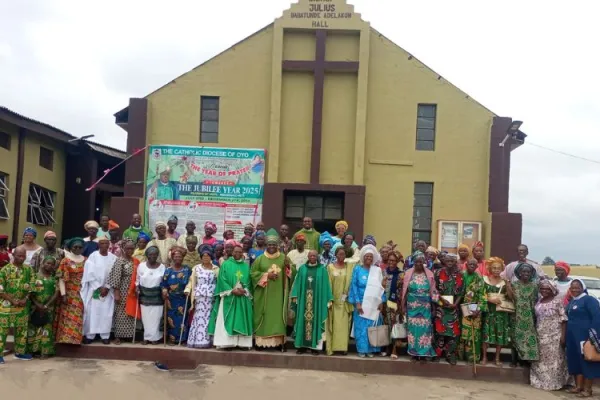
[542,256,555,265]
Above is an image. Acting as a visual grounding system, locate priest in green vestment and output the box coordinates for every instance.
[208,244,253,349]
[292,217,320,251]
[290,250,333,354]
[251,229,297,350]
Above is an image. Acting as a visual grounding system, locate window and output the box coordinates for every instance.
[39,146,54,171]
[27,184,56,226]
[412,182,433,246]
[200,96,219,143]
[415,104,437,151]
[0,132,10,150]
[284,193,343,221]
[0,173,9,219]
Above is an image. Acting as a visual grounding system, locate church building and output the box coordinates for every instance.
[112,0,526,262]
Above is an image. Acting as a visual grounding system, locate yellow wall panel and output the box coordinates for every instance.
[363,31,494,249]
[147,26,274,151]
[320,73,356,185]
[279,72,314,183]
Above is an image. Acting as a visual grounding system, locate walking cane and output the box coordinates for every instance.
[178,293,190,346]
[163,298,168,347]
[132,295,139,345]
[471,317,477,377]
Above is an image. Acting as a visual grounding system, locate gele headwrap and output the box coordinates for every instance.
[84,220,99,230]
[335,220,348,230]
[24,226,38,238]
[555,261,571,276]
[204,221,217,232]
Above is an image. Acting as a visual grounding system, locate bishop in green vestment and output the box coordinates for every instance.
[251,229,296,349]
[208,245,253,349]
[292,217,320,251]
[290,250,333,353]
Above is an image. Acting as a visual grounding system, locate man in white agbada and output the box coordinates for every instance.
[80,233,117,344]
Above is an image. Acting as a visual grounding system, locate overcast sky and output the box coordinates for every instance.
[1,0,598,264]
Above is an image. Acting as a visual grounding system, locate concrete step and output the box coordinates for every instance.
[49,342,527,383]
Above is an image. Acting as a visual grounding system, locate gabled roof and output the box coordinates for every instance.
[0,106,126,159]
[112,20,527,146]
[113,24,275,126]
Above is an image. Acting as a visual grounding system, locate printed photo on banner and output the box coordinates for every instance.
[145,145,266,237]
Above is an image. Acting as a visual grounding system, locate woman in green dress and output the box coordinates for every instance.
[459,258,487,363]
[27,256,59,358]
[507,262,540,366]
[326,246,355,355]
[481,257,511,366]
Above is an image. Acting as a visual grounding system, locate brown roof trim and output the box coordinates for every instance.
[0,106,78,142]
[0,105,126,159]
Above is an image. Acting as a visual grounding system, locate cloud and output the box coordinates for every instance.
[0,0,598,263]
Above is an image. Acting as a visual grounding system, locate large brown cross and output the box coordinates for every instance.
[282,29,359,184]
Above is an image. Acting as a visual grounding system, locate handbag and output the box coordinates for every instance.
[583,341,600,362]
[391,322,407,339]
[494,286,515,313]
[368,320,390,347]
[460,303,479,317]
[496,299,515,313]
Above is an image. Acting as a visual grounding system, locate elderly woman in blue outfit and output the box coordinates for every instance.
[318,232,335,266]
[565,278,600,398]
[348,244,386,358]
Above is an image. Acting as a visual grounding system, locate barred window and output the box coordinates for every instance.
[27,184,56,226]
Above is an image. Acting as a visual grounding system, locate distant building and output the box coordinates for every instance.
[0,106,125,243]
[112,0,527,262]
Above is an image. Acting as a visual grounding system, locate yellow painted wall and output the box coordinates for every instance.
[282,31,316,60]
[20,132,66,241]
[363,31,495,250]
[279,72,313,183]
[0,120,18,237]
[140,5,499,255]
[325,32,360,61]
[0,121,66,243]
[146,26,274,151]
[320,73,356,185]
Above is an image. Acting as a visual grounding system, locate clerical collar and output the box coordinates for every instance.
[131,226,142,230]
[307,262,318,267]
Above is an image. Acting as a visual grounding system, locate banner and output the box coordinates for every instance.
[145,145,266,239]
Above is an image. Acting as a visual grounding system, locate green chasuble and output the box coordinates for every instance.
[251,252,297,341]
[207,258,253,336]
[290,263,333,349]
[122,226,152,242]
[292,229,320,251]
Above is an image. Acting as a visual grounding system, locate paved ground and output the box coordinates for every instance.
[0,356,572,400]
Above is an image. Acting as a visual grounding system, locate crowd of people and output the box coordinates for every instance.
[0,215,599,396]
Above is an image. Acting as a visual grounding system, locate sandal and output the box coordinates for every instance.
[576,390,592,398]
[495,360,502,367]
[391,354,398,360]
[567,387,583,394]
[114,338,121,345]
